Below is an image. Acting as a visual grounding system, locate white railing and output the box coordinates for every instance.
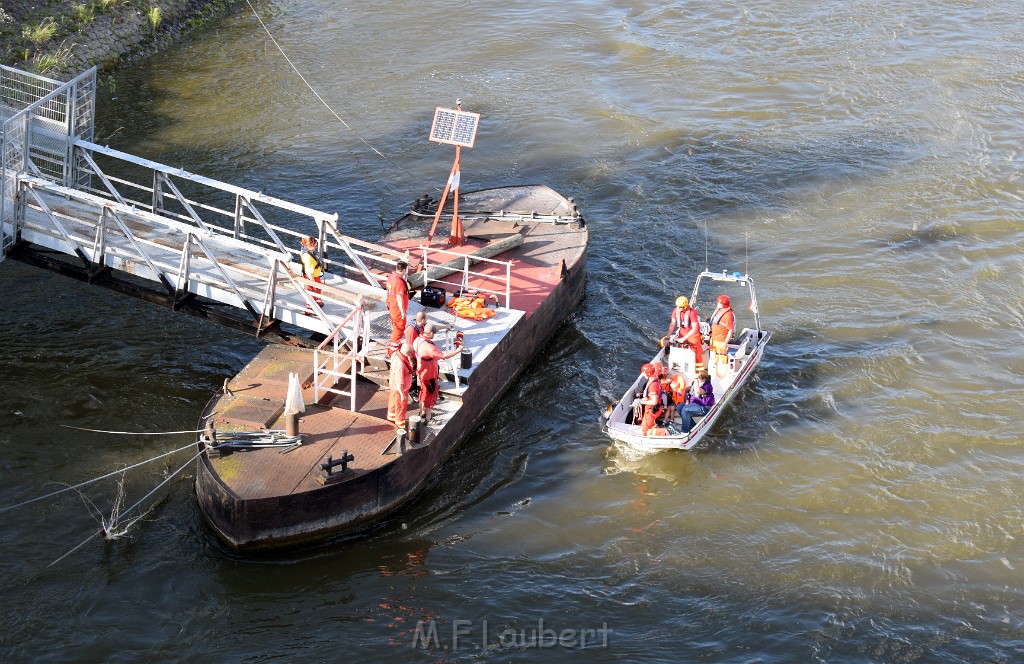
[15,176,366,333]
[418,245,513,308]
[320,219,405,288]
[256,258,363,332]
[65,140,415,297]
[73,140,334,256]
[313,297,369,411]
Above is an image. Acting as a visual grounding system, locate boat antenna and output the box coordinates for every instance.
[704,219,709,272]
[745,231,749,278]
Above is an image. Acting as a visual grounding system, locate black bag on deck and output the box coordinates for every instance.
[420,286,446,308]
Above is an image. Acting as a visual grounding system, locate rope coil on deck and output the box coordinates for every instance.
[203,430,302,451]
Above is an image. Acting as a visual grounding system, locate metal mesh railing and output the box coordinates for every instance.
[1,66,96,261]
[0,66,63,117]
[1,111,27,260]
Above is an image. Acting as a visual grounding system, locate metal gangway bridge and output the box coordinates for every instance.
[1,65,528,406]
[3,65,408,330]
[0,65,445,403]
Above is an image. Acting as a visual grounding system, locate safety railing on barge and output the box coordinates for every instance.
[416,245,513,308]
[312,296,369,411]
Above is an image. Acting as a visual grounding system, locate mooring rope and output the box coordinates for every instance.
[0,441,198,514]
[47,530,101,569]
[115,450,204,527]
[59,425,207,435]
[48,450,204,568]
[244,1,374,146]
[243,0,423,198]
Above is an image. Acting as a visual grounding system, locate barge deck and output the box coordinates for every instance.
[196,185,587,550]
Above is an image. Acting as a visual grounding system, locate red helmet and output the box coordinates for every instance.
[641,363,656,377]
[717,294,730,307]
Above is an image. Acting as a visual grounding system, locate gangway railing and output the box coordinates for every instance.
[71,141,335,257]
[62,140,415,296]
[14,175,365,334]
[313,296,369,411]
[320,219,405,288]
[2,66,96,263]
[417,245,513,308]
[257,258,370,334]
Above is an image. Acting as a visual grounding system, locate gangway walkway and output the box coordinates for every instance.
[1,64,408,347]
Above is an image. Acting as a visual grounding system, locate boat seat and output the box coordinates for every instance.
[727,338,751,374]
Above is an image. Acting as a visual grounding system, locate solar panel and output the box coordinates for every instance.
[429,107,480,148]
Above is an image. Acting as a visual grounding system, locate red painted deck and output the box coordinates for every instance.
[385,215,580,317]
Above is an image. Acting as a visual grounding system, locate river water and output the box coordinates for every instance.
[2,1,1023,661]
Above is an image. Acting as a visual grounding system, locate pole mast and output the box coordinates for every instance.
[425,100,480,247]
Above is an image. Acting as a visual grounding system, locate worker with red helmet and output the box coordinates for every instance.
[638,363,665,436]
[709,294,736,374]
[665,295,704,372]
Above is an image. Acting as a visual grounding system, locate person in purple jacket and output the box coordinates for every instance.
[677,370,714,433]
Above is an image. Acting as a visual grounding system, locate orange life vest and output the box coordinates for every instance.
[447,295,496,320]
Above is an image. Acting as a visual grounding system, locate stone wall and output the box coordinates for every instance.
[0,0,242,79]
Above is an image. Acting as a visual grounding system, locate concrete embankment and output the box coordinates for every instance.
[1,0,242,79]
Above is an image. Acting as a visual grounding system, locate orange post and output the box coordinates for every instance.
[425,144,464,247]
[426,160,455,246]
[450,144,463,246]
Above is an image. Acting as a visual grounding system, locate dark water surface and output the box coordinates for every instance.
[3,1,1024,661]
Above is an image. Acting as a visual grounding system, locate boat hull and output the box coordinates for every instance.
[603,332,769,452]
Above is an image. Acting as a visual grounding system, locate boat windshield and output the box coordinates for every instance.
[689,271,761,333]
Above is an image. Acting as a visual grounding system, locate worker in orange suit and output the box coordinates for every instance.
[405,310,428,347]
[665,295,704,372]
[386,259,411,350]
[709,294,735,375]
[404,310,428,396]
[638,363,664,436]
[387,342,414,429]
[413,323,462,424]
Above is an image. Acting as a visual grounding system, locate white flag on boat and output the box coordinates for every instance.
[749,300,758,314]
[448,169,461,190]
[284,372,305,414]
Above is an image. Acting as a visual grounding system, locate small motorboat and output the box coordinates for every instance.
[602,270,770,452]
